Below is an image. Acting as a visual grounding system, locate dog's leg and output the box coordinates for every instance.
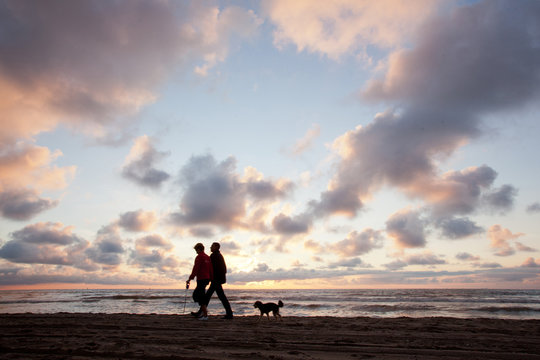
[272,311,281,321]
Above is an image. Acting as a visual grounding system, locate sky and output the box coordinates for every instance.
[1,0,540,290]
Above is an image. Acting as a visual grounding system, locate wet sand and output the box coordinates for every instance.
[1,313,539,359]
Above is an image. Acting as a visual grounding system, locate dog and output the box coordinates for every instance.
[253,300,284,321]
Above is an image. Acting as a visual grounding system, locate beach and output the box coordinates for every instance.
[1,313,539,359]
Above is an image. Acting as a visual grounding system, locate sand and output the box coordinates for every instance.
[1,313,539,359]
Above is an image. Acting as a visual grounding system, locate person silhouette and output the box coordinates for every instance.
[205,242,233,319]
[186,243,212,320]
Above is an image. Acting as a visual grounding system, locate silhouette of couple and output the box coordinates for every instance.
[186,242,233,321]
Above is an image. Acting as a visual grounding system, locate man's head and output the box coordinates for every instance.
[210,242,220,252]
[194,243,204,253]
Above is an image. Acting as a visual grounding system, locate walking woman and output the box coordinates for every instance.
[186,243,213,320]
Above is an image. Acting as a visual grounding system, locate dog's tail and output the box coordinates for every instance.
[278,300,284,307]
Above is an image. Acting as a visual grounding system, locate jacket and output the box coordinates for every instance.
[189,252,213,281]
[210,251,227,284]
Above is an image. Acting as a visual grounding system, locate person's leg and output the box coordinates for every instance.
[205,282,216,306]
[198,280,210,318]
[215,284,233,317]
[190,282,204,316]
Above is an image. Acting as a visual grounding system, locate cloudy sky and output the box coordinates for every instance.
[1,0,539,290]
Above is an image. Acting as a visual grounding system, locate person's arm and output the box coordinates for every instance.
[218,253,226,274]
[188,255,201,281]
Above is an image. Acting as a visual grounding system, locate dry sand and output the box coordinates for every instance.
[1,313,539,359]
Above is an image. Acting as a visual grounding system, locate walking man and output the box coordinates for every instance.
[205,242,233,319]
[187,243,212,320]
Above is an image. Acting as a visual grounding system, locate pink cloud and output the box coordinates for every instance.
[521,257,540,268]
[488,225,525,257]
[118,210,158,233]
[0,1,261,145]
[329,229,383,257]
[0,143,75,220]
[264,0,437,59]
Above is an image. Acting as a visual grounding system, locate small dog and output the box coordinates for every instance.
[253,300,284,321]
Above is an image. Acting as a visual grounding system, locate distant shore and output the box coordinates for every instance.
[1,313,539,359]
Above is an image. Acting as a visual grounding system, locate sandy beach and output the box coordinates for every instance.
[1,314,539,359]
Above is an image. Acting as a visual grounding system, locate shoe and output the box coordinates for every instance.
[191,310,202,317]
[198,316,208,321]
[222,314,233,319]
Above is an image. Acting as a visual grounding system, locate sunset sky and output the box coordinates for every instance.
[1,0,540,290]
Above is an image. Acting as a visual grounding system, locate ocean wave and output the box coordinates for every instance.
[350,304,437,313]
[285,303,329,309]
[2,289,539,319]
[473,306,540,313]
[83,295,180,301]
[0,299,77,305]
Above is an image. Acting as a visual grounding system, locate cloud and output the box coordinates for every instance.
[229,266,368,284]
[309,0,536,223]
[121,136,170,189]
[384,259,408,271]
[189,227,215,238]
[426,166,499,217]
[308,115,508,220]
[329,229,383,257]
[0,144,75,190]
[85,225,125,266]
[404,252,446,266]
[171,154,292,229]
[0,1,262,146]
[455,252,480,262]
[515,242,537,252]
[288,124,320,156]
[304,239,325,253]
[483,185,518,213]
[327,257,366,269]
[0,222,95,270]
[386,208,426,249]
[435,217,484,240]
[362,1,540,112]
[217,236,242,255]
[263,0,437,60]
[474,262,502,269]
[118,209,158,232]
[191,5,262,76]
[0,143,75,220]
[488,224,525,257]
[172,155,246,228]
[272,213,311,235]
[309,187,362,218]
[0,189,57,221]
[129,234,179,271]
[526,202,540,214]
[242,166,294,201]
[521,257,540,268]
[384,252,446,270]
[0,265,174,287]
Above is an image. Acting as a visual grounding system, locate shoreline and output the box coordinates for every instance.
[1,313,540,359]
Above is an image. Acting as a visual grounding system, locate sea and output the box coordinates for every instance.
[1,288,539,320]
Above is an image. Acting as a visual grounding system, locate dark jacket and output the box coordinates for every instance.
[210,251,227,284]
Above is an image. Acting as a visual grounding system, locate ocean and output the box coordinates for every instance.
[1,288,539,320]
